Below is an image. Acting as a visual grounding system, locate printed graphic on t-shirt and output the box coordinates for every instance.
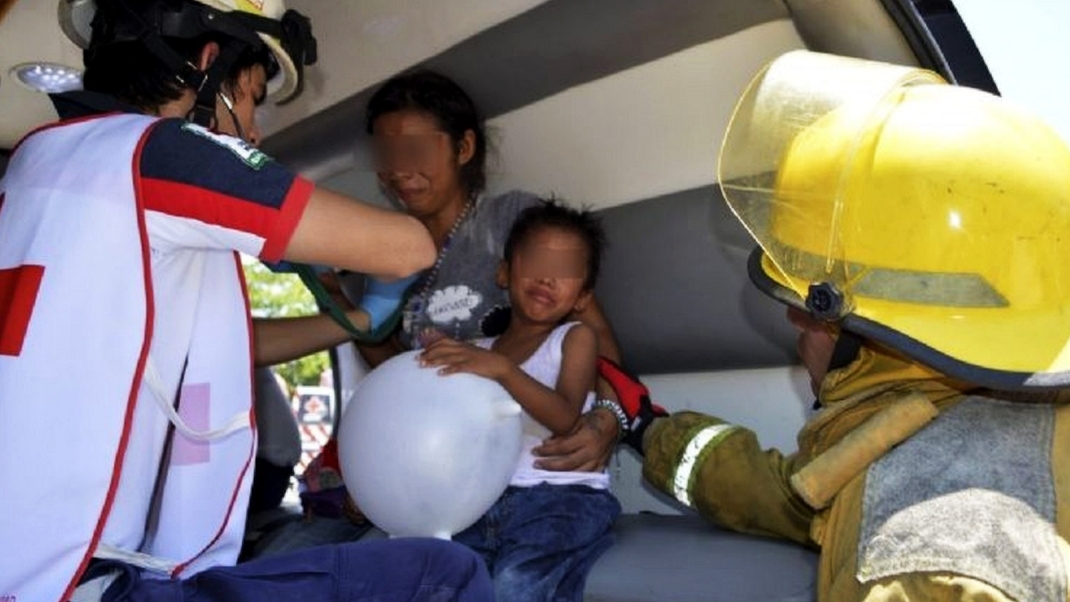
[180,122,269,169]
[427,285,483,324]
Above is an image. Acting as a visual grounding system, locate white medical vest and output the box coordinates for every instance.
[0,114,257,602]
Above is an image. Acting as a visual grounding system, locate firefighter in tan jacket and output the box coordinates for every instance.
[624,51,1070,601]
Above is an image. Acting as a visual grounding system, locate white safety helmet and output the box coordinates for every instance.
[58,0,316,105]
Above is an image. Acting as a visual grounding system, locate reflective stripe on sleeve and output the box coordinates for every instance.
[672,423,739,507]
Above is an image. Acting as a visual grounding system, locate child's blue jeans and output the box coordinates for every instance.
[453,483,621,602]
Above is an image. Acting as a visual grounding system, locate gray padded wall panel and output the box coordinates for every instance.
[595,185,796,374]
[262,0,789,174]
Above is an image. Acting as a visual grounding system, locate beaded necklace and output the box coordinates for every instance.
[417,198,475,297]
[404,198,475,345]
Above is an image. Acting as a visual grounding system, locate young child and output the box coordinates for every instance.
[419,200,621,602]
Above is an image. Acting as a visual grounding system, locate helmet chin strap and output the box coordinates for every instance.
[187,33,247,128]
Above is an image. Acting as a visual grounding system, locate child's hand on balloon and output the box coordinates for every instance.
[419,338,511,381]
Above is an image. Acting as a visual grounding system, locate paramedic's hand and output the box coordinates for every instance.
[533,407,618,472]
[318,270,354,309]
[419,338,510,380]
[318,270,379,330]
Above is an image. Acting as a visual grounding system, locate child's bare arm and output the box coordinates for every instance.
[419,325,598,435]
[546,322,599,422]
[497,323,597,434]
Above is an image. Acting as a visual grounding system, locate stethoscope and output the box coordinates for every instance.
[217,90,249,144]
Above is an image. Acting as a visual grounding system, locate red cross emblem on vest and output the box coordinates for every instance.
[0,194,46,357]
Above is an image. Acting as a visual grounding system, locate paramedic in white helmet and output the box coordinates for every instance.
[0,1,492,601]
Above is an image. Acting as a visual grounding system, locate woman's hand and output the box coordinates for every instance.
[418,338,512,381]
[531,406,619,472]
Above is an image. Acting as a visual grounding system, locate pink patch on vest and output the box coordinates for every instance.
[172,383,211,465]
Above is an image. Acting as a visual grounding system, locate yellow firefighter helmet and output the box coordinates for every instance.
[719,50,1070,389]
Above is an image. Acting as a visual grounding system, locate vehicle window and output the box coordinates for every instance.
[939,0,1070,145]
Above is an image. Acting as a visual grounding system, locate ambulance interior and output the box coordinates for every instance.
[268,3,999,600]
[0,1,1058,601]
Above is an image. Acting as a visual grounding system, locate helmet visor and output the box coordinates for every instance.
[718,51,944,313]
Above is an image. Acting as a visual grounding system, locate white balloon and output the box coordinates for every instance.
[337,350,522,539]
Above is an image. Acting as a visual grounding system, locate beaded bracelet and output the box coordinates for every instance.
[593,398,629,442]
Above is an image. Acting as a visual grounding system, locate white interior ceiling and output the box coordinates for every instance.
[0,0,548,149]
[0,0,84,149]
[319,21,806,212]
[1,0,923,157]
[489,21,803,209]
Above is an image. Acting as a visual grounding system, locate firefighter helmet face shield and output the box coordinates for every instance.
[59,0,316,104]
[719,50,1070,389]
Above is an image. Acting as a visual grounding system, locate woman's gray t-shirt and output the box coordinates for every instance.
[399,190,542,348]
